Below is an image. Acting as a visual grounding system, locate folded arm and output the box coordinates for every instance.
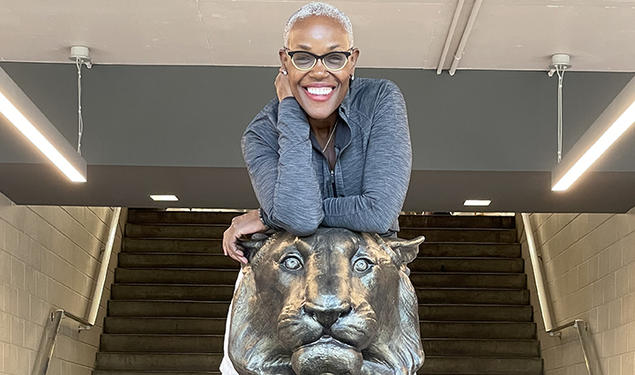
[242,97,324,236]
[322,81,412,233]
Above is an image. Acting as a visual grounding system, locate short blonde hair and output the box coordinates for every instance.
[283,2,354,48]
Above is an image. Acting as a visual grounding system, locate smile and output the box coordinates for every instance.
[303,86,336,102]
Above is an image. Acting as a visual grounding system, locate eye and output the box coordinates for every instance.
[353,258,373,273]
[281,255,303,271]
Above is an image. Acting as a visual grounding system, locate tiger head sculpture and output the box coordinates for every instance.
[228,227,425,375]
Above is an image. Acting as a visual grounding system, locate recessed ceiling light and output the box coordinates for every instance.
[464,199,491,206]
[150,194,178,201]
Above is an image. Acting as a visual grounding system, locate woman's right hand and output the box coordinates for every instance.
[222,210,268,264]
[275,67,294,102]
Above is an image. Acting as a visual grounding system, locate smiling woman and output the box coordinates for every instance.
[222,1,413,262]
[220,2,414,372]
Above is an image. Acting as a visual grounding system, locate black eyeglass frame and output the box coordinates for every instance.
[284,47,355,72]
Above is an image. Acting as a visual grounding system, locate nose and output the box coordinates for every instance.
[304,300,352,328]
[309,58,329,77]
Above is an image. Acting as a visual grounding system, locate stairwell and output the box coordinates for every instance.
[93,209,543,375]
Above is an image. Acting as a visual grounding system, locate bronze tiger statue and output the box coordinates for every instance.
[228,227,425,375]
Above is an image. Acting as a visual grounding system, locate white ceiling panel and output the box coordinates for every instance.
[0,0,634,71]
[461,0,635,71]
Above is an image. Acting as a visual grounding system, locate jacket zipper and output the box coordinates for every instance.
[330,168,337,196]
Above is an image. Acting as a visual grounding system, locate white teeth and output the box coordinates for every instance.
[306,86,333,95]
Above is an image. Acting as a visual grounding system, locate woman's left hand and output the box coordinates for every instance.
[222,210,267,264]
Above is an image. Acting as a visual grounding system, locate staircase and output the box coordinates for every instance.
[93,209,543,375]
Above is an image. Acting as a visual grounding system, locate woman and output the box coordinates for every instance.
[220,3,414,372]
[222,1,413,265]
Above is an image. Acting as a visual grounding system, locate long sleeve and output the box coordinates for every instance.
[241,97,324,236]
[322,81,412,233]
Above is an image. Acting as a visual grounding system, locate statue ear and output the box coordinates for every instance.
[237,233,270,261]
[384,235,425,265]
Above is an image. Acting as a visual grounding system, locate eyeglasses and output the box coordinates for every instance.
[284,47,354,71]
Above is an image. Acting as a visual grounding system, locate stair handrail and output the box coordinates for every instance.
[520,213,602,375]
[31,207,122,375]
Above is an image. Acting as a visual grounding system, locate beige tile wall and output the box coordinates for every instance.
[516,212,635,375]
[0,192,127,375]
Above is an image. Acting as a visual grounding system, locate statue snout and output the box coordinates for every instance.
[304,299,352,328]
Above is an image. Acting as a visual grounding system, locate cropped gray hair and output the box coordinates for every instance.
[283,2,354,48]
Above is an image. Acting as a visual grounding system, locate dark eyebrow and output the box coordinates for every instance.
[297,44,341,51]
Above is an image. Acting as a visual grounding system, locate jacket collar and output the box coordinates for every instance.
[337,78,354,122]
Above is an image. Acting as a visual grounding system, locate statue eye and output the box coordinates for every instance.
[353,258,372,273]
[281,255,303,271]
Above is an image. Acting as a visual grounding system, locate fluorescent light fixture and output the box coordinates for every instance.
[464,199,491,206]
[0,68,87,182]
[552,77,635,191]
[150,194,179,201]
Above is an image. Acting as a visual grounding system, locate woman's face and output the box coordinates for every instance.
[279,15,359,121]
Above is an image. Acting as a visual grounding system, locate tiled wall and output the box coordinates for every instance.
[516,212,635,375]
[0,192,127,375]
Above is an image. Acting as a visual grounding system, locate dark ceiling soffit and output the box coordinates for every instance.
[0,163,633,213]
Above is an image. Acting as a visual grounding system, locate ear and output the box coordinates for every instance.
[349,48,359,75]
[279,48,288,67]
[237,233,269,262]
[384,235,425,265]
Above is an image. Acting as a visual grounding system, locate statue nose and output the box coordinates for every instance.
[304,301,352,328]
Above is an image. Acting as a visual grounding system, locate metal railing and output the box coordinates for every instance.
[32,207,122,375]
[521,213,602,375]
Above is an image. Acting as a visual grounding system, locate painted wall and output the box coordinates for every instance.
[0,192,126,375]
[1,63,633,172]
[516,212,635,375]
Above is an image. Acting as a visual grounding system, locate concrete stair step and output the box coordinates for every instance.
[115,268,525,288]
[399,214,515,229]
[119,253,237,269]
[103,317,537,340]
[128,209,238,225]
[104,317,227,335]
[421,321,537,339]
[118,253,522,273]
[115,268,238,284]
[101,334,224,353]
[420,304,533,322]
[100,335,539,357]
[127,209,514,229]
[95,353,222,371]
[419,243,520,258]
[423,338,540,357]
[399,228,517,243]
[123,239,521,258]
[125,224,226,239]
[108,300,532,322]
[111,284,529,305]
[125,224,517,243]
[123,238,222,253]
[108,301,230,318]
[112,284,235,301]
[419,355,543,374]
[411,272,526,289]
[94,372,220,375]
[410,257,523,273]
[417,288,529,305]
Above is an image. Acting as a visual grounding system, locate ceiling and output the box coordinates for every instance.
[0,0,634,213]
[1,0,635,71]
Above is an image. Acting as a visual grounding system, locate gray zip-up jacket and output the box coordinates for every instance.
[241,77,412,236]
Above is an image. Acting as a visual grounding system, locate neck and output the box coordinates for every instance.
[309,112,338,139]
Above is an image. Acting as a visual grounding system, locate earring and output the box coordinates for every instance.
[281,70,288,76]
[350,74,355,81]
